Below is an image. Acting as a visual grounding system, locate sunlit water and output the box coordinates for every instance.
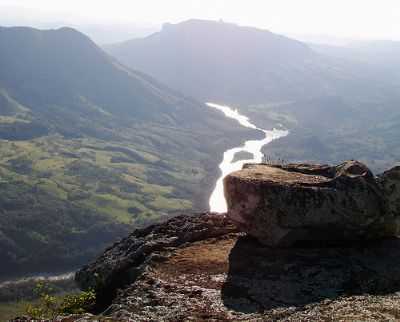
[0,272,74,287]
[207,102,289,213]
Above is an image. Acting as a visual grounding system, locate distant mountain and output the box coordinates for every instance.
[0,26,253,277]
[311,40,400,75]
[106,20,400,173]
[106,20,317,104]
[0,26,223,130]
[106,19,388,105]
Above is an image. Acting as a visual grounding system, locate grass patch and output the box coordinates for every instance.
[0,300,32,321]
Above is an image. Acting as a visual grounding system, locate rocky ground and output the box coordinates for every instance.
[71,213,400,321]
[104,228,400,321]
[12,161,400,321]
[12,213,400,322]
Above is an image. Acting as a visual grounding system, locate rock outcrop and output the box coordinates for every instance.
[71,212,400,321]
[225,160,400,247]
[75,213,238,311]
[26,161,400,321]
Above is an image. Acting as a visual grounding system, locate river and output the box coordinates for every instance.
[207,103,289,213]
[0,272,74,288]
[1,104,287,286]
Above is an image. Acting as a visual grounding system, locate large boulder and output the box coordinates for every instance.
[224,160,400,247]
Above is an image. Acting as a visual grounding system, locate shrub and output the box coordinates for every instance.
[25,282,58,320]
[58,290,96,314]
[25,282,96,320]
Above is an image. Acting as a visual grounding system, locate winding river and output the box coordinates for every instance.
[1,104,287,287]
[207,103,289,213]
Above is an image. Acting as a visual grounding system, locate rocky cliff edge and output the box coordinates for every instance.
[16,161,400,321]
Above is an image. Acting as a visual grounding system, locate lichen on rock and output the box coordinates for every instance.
[70,213,400,321]
[75,213,238,311]
[225,160,400,247]
[48,161,400,321]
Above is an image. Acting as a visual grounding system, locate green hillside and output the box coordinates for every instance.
[0,26,254,277]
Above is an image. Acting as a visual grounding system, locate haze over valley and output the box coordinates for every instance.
[0,1,400,319]
[108,19,400,172]
[1,18,398,279]
[0,25,255,278]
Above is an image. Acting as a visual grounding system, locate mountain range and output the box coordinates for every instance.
[106,19,397,105]
[108,20,400,172]
[1,19,400,279]
[0,25,254,277]
[0,17,399,321]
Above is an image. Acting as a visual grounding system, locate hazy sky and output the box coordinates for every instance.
[1,0,400,40]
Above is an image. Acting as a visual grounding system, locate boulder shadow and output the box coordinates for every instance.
[222,235,400,314]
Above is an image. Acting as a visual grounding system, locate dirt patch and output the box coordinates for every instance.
[154,234,238,286]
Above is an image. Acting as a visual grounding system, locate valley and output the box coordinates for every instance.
[107,19,400,174]
[2,20,400,280]
[0,26,258,279]
[1,17,400,320]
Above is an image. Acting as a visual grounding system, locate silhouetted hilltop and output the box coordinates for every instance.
[107,19,390,105]
[108,20,325,104]
[0,25,212,126]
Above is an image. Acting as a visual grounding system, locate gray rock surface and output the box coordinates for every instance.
[225,160,400,247]
[71,213,400,321]
[75,213,238,310]
[380,166,400,221]
[105,235,400,321]
[24,162,400,321]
